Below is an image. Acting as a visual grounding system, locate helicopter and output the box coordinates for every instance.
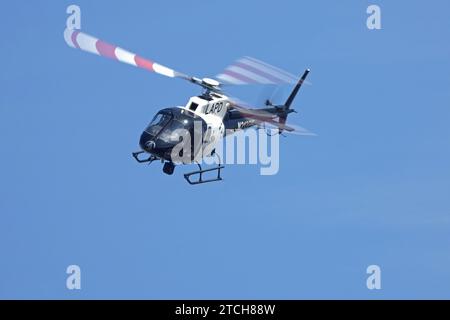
[64,28,312,185]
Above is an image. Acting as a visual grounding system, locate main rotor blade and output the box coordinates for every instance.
[262,121,317,136]
[228,100,278,120]
[228,101,316,136]
[64,29,191,80]
[217,56,301,85]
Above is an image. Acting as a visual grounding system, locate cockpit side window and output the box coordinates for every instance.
[189,102,199,111]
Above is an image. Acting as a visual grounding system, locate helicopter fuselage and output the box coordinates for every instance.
[138,93,258,165]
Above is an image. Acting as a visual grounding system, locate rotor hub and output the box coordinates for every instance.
[202,78,220,88]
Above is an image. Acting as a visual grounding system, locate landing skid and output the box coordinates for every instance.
[184,163,225,185]
[184,153,224,185]
[132,151,225,185]
[132,151,157,164]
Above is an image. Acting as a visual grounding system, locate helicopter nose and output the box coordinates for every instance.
[139,132,156,151]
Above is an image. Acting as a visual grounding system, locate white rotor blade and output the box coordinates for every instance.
[64,28,190,80]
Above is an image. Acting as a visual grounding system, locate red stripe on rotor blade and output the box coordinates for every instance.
[134,56,154,72]
[71,30,81,49]
[235,62,284,83]
[95,40,117,60]
[223,70,256,84]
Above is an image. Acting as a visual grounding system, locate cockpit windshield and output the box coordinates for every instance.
[157,118,192,144]
[145,112,172,137]
[143,108,205,148]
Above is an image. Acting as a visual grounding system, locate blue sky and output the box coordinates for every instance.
[1,0,450,299]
